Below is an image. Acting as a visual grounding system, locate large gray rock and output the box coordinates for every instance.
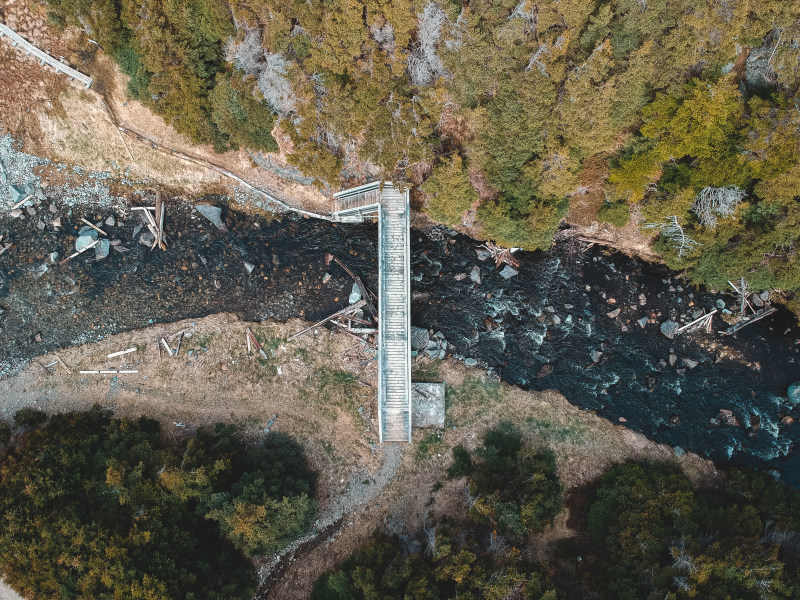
[499,265,518,279]
[348,282,361,304]
[195,204,227,231]
[9,185,25,204]
[410,326,430,351]
[660,320,679,339]
[94,239,110,260]
[139,231,155,247]
[788,381,800,405]
[75,234,97,253]
[469,265,481,284]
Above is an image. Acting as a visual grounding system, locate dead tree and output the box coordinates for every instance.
[407,2,448,86]
[692,186,746,229]
[644,215,698,260]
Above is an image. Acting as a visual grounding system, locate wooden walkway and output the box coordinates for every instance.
[332,182,411,442]
[0,23,93,88]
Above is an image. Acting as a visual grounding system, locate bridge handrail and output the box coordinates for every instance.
[0,23,93,89]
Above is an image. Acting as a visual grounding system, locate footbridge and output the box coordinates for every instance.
[332,182,411,442]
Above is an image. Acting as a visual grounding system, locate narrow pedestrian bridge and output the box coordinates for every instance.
[332,182,411,442]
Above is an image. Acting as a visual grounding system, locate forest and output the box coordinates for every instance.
[2,413,800,598]
[44,0,800,300]
[0,407,317,600]
[313,425,800,600]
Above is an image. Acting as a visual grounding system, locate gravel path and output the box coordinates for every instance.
[256,443,403,591]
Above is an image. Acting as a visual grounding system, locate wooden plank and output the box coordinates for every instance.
[720,306,777,336]
[676,309,717,333]
[107,347,136,359]
[59,239,99,264]
[287,300,366,341]
[154,187,163,251]
[80,218,107,237]
[0,24,93,88]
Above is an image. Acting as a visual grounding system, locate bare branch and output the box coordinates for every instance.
[407,2,449,86]
[691,186,746,229]
[644,215,699,260]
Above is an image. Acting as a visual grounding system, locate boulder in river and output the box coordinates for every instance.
[718,408,741,427]
[660,319,679,339]
[499,265,518,279]
[683,358,699,369]
[464,358,478,367]
[8,185,25,204]
[244,261,255,275]
[607,308,621,318]
[590,349,603,363]
[75,234,98,253]
[195,204,228,231]
[348,282,361,304]
[139,231,155,247]
[788,381,800,405]
[469,265,481,284]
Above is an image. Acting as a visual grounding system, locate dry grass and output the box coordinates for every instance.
[0,8,329,210]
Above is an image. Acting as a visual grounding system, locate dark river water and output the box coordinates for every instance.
[2,201,799,484]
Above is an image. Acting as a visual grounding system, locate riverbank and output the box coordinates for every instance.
[1,136,799,482]
[0,311,719,599]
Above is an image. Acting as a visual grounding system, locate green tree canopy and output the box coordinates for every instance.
[0,407,317,600]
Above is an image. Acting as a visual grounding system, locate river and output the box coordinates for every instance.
[1,197,799,484]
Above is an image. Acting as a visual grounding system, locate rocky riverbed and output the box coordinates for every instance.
[1,139,799,485]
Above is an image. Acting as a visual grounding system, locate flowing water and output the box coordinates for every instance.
[1,202,799,484]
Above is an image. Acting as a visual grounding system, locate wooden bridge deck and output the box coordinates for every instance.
[0,23,93,89]
[332,183,411,442]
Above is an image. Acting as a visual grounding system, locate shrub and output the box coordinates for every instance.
[466,423,563,535]
[446,444,474,478]
[421,154,478,227]
[597,200,630,227]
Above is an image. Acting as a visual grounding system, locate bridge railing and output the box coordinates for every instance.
[0,23,93,89]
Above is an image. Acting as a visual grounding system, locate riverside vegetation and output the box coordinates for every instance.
[313,424,800,600]
[45,0,800,306]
